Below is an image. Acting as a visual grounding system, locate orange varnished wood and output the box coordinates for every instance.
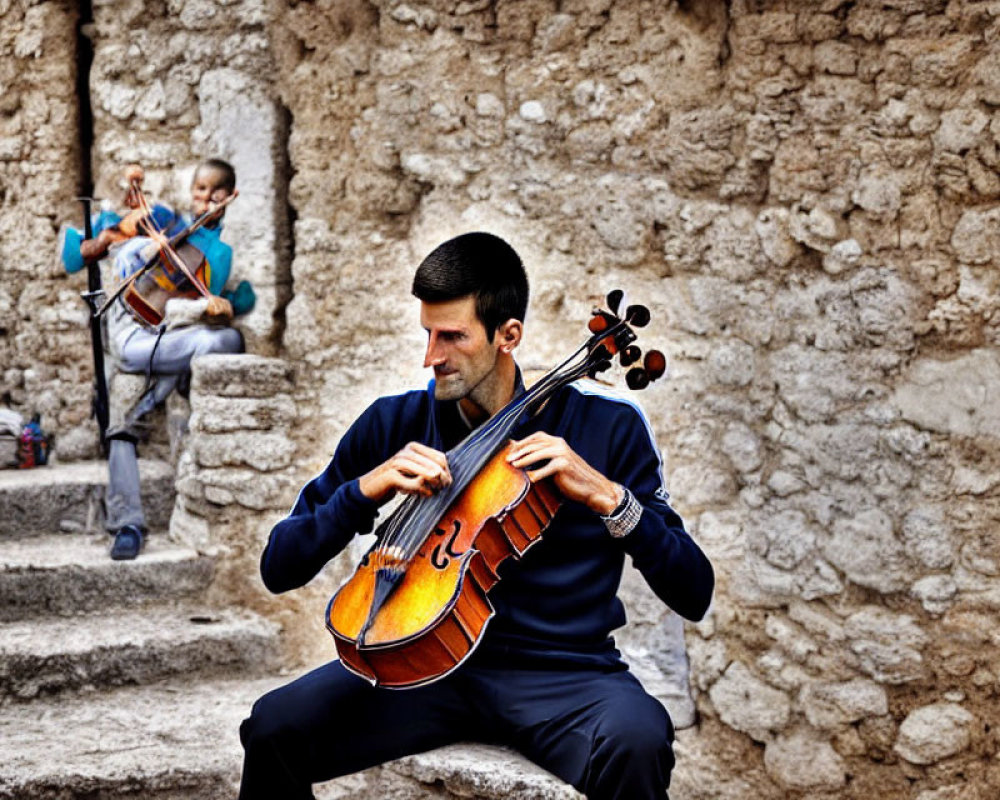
[122,241,209,327]
[326,440,561,688]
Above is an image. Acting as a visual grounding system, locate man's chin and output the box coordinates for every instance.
[433,378,466,402]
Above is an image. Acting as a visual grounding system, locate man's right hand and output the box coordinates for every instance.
[79,230,113,262]
[359,442,452,504]
[205,295,234,320]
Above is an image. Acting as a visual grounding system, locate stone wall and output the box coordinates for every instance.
[270,1,1000,796]
[3,0,1000,796]
[1,0,292,462]
[1,0,90,458]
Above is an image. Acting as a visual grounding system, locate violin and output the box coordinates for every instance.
[94,182,238,327]
[326,291,666,688]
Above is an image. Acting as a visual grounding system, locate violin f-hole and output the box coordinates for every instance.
[430,520,463,570]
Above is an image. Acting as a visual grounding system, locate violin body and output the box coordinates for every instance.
[325,291,665,689]
[94,170,236,325]
[121,241,209,327]
[327,441,561,688]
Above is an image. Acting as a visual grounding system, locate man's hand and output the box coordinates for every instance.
[507,432,624,516]
[205,295,234,320]
[359,442,453,504]
[79,230,114,262]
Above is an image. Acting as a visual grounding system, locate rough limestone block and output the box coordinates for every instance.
[894,703,975,765]
[821,508,911,594]
[910,575,958,615]
[386,744,582,799]
[951,207,1000,265]
[801,679,889,729]
[194,431,297,472]
[191,354,296,399]
[196,467,301,510]
[189,394,298,434]
[845,606,927,684]
[901,506,954,569]
[764,728,846,790]
[708,662,791,742]
[893,349,1000,439]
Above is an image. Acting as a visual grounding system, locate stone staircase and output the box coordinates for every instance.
[0,459,286,799]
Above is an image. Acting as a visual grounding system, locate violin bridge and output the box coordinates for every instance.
[360,563,406,647]
[376,545,407,570]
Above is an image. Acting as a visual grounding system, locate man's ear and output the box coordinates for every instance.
[494,318,523,354]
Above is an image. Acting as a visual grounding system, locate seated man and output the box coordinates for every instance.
[61,159,255,560]
[238,232,714,799]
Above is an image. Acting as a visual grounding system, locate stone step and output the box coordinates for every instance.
[0,459,175,538]
[0,605,280,701]
[367,743,584,800]
[0,533,215,622]
[0,675,585,800]
[0,676,280,800]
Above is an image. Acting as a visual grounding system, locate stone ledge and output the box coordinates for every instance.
[1,677,581,800]
[191,353,296,398]
[385,743,583,799]
[0,605,280,701]
[0,533,215,621]
[0,677,279,800]
[0,459,175,538]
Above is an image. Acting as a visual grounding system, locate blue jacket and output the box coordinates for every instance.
[62,205,255,316]
[262,377,715,668]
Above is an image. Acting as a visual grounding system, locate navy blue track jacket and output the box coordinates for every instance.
[261,376,715,670]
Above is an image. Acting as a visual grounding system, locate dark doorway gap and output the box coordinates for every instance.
[271,102,296,353]
[75,0,95,197]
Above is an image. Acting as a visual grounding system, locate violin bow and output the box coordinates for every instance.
[93,190,238,319]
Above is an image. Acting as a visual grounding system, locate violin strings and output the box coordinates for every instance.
[385,352,573,557]
[377,325,621,562]
[380,339,601,561]
[375,319,627,564]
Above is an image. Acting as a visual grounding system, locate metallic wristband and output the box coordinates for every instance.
[601,488,642,538]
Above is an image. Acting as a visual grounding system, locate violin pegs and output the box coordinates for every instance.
[625,368,650,390]
[591,343,612,362]
[588,359,613,378]
[606,289,625,316]
[619,345,641,367]
[625,304,650,328]
[588,310,615,334]
[644,350,666,381]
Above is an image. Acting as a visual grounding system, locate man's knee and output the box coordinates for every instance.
[587,698,675,798]
[241,689,297,756]
[198,327,244,357]
[598,700,673,761]
[239,691,316,800]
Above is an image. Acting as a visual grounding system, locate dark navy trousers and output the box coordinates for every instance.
[239,659,674,800]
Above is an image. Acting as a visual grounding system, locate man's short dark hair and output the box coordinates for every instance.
[201,158,237,193]
[412,232,529,336]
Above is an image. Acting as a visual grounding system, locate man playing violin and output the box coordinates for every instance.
[239,232,713,800]
[61,159,255,560]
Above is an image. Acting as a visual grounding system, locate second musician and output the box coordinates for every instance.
[62,159,255,560]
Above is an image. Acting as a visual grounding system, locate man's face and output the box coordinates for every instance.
[420,296,499,404]
[190,166,230,218]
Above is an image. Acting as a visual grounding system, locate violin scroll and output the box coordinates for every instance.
[586,290,666,389]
